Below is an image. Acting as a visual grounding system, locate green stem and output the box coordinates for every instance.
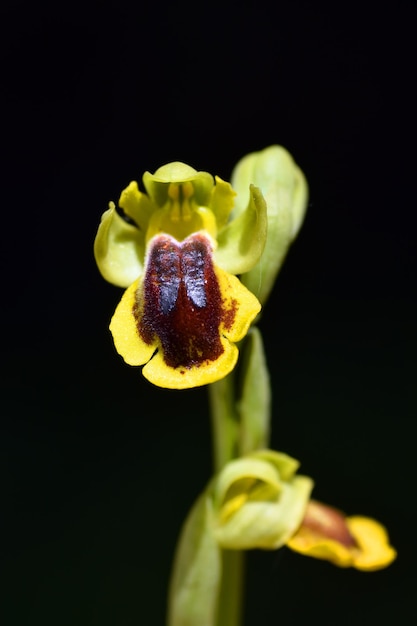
[216,551,245,626]
[208,374,244,626]
[208,374,239,472]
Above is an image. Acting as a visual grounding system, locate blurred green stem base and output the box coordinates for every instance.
[217,550,245,626]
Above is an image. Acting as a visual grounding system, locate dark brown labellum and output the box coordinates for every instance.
[136,233,234,370]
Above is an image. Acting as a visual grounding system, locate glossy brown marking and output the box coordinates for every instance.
[135,233,237,369]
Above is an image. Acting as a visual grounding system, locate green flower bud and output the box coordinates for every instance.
[212,450,313,549]
[168,450,313,624]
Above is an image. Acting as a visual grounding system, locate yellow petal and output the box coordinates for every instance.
[142,336,238,389]
[347,516,397,571]
[287,530,354,567]
[215,266,261,342]
[109,278,155,366]
[210,176,236,230]
[118,181,155,232]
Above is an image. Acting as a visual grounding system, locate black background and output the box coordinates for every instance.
[1,1,416,625]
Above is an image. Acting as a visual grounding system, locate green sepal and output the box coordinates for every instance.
[168,491,221,626]
[231,145,308,304]
[143,162,214,207]
[214,185,267,275]
[213,457,282,511]
[237,328,271,455]
[247,449,300,482]
[93,202,145,287]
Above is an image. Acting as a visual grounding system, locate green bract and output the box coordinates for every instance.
[168,492,221,626]
[238,327,271,455]
[94,162,268,288]
[231,145,308,304]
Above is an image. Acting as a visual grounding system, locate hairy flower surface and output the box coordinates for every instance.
[94,161,266,388]
[287,499,397,571]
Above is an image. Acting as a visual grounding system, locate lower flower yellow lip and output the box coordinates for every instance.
[109,232,261,389]
[287,500,397,571]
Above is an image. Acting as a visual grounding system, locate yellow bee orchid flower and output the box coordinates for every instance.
[94,161,266,389]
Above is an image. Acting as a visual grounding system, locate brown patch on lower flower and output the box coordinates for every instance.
[302,500,357,548]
